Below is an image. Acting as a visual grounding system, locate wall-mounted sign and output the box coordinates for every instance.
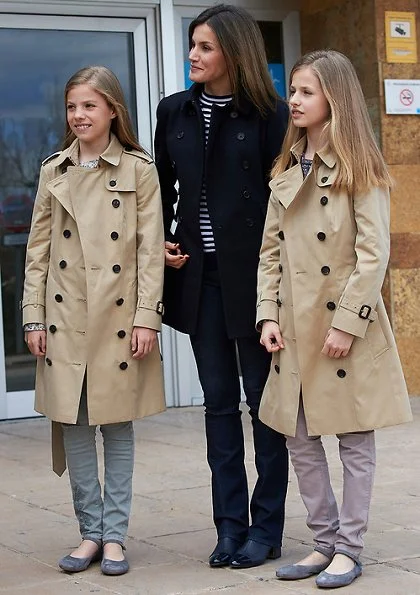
[384,79,420,114]
[385,11,417,63]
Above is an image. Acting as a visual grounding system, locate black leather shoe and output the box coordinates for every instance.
[209,537,242,568]
[230,539,281,569]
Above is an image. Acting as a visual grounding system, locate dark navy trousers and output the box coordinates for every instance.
[190,268,289,547]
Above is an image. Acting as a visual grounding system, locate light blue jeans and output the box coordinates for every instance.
[62,390,134,546]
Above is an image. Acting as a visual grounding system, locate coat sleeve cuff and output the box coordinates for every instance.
[256,299,279,330]
[22,304,46,326]
[133,298,164,331]
[331,298,377,338]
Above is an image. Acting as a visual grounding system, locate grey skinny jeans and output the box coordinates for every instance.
[62,391,134,546]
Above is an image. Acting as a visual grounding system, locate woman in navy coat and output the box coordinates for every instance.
[154,4,289,569]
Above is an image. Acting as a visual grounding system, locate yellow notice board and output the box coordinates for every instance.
[385,11,417,63]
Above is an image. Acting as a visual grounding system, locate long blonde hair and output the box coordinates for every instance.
[62,66,143,151]
[272,50,391,194]
[189,4,279,117]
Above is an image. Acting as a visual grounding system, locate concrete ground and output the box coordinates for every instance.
[1,399,420,595]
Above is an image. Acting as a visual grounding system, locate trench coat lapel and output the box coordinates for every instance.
[47,173,75,220]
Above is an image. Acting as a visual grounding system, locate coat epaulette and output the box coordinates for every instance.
[123,146,153,164]
[42,151,62,166]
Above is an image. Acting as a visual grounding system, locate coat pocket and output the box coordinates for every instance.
[365,320,389,359]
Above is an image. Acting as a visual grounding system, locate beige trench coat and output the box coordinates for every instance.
[23,134,166,472]
[256,137,412,437]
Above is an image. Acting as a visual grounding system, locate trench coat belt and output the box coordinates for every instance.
[52,421,67,476]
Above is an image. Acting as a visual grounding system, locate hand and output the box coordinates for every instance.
[25,330,47,356]
[260,321,285,353]
[321,328,354,358]
[131,327,157,359]
[165,241,189,269]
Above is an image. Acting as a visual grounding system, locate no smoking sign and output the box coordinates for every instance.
[400,88,414,106]
[384,79,420,114]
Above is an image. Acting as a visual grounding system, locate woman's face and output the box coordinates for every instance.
[289,66,330,133]
[189,23,231,95]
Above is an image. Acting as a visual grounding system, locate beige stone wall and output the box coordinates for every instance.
[300,0,420,393]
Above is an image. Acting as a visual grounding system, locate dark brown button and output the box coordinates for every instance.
[109,179,117,187]
[237,132,245,140]
[112,199,120,208]
[111,231,119,240]
[116,298,124,306]
[230,111,239,118]
[277,299,282,307]
[55,294,63,302]
[46,358,52,366]
[242,189,251,199]
[119,361,128,370]
[327,301,336,311]
[117,330,126,339]
[317,232,326,241]
[274,364,280,374]
[63,229,71,238]
[246,218,254,227]
[176,131,184,139]
[112,264,121,273]
[59,260,67,269]
[278,264,283,273]
[320,196,328,206]
[49,324,57,333]
[337,369,346,378]
[279,230,285,240]
[321,266,330,275]
[321,176,328,183]
[242,160,250,170]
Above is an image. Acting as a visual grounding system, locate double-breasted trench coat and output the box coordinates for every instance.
[23,134,166,471]
[154,83,288,338]
[256,137,412,437]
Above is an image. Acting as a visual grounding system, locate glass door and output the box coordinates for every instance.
[0,15,154,419]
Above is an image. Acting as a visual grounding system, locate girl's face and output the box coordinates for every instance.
[66,84,116,150]
[289,66,330,133]
[189,23,231,95]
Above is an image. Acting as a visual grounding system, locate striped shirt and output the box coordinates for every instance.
[198,90,233,253]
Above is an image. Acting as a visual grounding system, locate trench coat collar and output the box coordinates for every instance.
[51,133,123,168]
[290,136,337,169]
[181,83,254,115]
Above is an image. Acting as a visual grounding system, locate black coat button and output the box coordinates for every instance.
[242,160,250,170]
[63,229,71,238]
[237,132,245,140]
[117,330,126,338]
[321,266,330,275]
[274,364,280,374]
[113,264,121,273]
[321,176,328,183]
[242,189,251,199]
[111,231,119,240]
[119,361,128,370]
[230,111,239,118]
[55,294,63,303]
[279,230,285,240]
[327,301,336,311]
[59,260,67,269]
[116,298,124,306]
[279,264,283,273]
[109,179,117,187]
[176,131,184,139]
[49,324,57,333]
[112,199,120,208]
[246,218,254,227]
[320,196,328,206]
[337,369,346,378]
[46,358,52,366]
[277,298,282,307]
[317,232,326,241]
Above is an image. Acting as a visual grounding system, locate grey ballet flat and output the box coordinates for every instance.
[101,556,129,575]
[276,559,331,580]
[316,560,362,589]
[58,546,102,573]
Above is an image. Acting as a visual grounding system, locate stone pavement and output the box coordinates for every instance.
[1,399,420,595]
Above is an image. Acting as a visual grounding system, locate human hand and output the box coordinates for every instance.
[165,241,189,269]
[321,328,354,358]
[131,327,157,359]
[260,321,285,353]
[25,330,47,356]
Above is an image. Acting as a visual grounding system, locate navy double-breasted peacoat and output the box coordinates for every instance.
[154,83,288,338]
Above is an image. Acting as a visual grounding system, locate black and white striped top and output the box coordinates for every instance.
[198,90,233,253]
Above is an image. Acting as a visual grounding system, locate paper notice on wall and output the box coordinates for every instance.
[384,79,420,115]
[385,11,417,63]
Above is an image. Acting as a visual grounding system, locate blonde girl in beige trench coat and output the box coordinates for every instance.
[257,51,412,589]
[23,66,165,576]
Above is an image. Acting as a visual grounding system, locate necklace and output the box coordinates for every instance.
[79,158,99,169]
